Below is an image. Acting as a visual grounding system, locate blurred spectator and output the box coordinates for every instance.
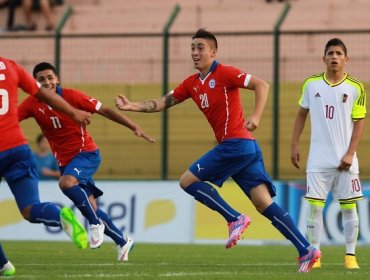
[1,0,63,32]
[266,0,288,2]
[33,133,60,180]
[23,0,56,31]
[0,0,22,31]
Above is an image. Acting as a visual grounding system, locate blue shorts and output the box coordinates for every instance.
[59,150,103,198]
[0,144,40,211]
[189,139,276,198]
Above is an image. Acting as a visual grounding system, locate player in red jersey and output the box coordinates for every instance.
[19,62,154,260]
[115,29,320,272]
[0,56,91,275]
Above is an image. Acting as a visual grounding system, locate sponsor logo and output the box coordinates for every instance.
[74,168,82,175]
[197,164,204,173]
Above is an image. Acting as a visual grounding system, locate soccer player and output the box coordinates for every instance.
[115,28,320,272]
[18,62,155,261]
[291,38,366,270]
[0,244,15,277]
[0,56,89,254]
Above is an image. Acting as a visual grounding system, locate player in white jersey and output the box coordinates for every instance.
[290,38,366,270]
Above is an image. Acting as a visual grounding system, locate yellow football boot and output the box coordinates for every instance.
[345,255,360,269]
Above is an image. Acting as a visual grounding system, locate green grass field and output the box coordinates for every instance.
[2,241,369,279]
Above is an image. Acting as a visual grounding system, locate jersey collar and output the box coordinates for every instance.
[209,60,219,72]
[56,84,63,96]
[323,72,347,87]
[199,60,219,80]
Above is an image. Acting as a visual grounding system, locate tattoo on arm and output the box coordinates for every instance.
[138,94,179,112]
[139,101,157,112]
[164,94,179,108]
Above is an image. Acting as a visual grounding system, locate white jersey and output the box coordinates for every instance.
[299,72,366,173]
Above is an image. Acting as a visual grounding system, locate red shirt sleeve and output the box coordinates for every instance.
[63,88,102,113]
[223,65,250,89]
[172,75,198,102]
[18,96,35,121]
[13,61,39,96]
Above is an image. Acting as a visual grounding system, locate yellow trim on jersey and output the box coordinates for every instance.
[299,73,324,105]
[345,76,367,119]
[323,72,347,87]
[299,73,367,119]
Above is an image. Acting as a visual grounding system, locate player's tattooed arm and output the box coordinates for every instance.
[137,100,158,112]
[137,93,180,112]
[116,92,180,112]
[163,93,180,109]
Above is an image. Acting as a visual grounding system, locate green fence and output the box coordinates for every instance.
[2,29,370,180]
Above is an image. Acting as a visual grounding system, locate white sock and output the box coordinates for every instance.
[341,205,359,255]
[306,201,324,249]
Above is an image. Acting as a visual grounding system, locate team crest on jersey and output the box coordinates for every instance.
[209,79,216,89]
[342,93,348,103]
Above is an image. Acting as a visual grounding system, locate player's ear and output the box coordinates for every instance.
[211,47,218,57]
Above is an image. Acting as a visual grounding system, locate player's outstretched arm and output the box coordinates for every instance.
[115,93,179,113]
[98,105,155,143]
[36,87,92,125]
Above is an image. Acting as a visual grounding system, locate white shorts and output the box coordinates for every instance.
[305,171,363,202]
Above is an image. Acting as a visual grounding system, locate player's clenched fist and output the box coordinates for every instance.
[115,94,131,111]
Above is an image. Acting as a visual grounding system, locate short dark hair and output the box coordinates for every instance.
[324,38,347,56]
[33,62,57,78]
[192,28,218,49]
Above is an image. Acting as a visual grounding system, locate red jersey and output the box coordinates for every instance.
[172,61,254,143]
[18,87,101,166]
[0,57,39,152]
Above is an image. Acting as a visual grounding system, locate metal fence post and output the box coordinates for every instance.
[161,4,181,180]
[54,5,73,77]
[272,1,290,179]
